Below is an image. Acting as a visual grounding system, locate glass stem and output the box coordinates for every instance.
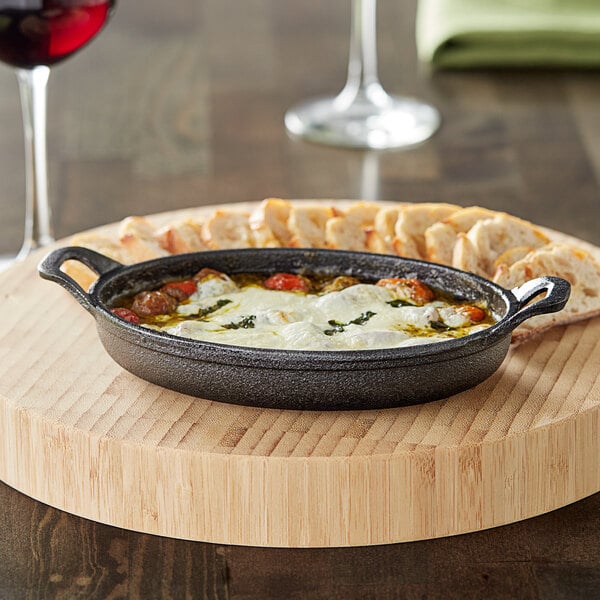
[16,66,54,260]
[336,0,389,110]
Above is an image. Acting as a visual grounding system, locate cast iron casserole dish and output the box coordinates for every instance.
[39,246,570,410]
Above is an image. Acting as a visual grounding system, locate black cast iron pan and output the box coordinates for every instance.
[39,246,570,410]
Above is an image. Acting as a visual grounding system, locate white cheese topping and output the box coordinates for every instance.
[189,274,238,301]
[145,279,494,351]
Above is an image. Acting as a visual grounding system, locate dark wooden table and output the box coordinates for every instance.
[1,1,600,598]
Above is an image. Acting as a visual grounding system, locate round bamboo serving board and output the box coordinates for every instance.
[1,207,599,547]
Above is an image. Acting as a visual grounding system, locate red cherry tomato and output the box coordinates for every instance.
[263,273,310,292]
[161,279,197,300]
[457,305,487,323]
[111,307,140,325]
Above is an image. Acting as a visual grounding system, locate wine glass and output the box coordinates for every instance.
[0,0,115,270]
[285,0,440,149]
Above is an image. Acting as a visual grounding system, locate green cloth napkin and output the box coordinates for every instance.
[417,0,600,68]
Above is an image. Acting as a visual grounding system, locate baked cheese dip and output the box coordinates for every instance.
[111,268,496,351]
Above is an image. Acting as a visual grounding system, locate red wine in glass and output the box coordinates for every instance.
[0,0,115,268]
[0,0,114,67]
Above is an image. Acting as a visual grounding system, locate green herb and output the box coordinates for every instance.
[324,311,376,336]
[223,315,256,330]
[351,311,376,325]
[324,320,346,336]
[196,298,232,319]
[387,299,414,308]
[429,320,450,331]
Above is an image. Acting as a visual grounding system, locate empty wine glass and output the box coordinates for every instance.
[0,0,116,270]
[285,0,440,149]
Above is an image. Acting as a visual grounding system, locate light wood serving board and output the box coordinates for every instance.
[1,207,599,547]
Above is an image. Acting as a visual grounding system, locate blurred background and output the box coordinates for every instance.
[0,0,598,259]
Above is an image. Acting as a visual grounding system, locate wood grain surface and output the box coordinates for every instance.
[1,0,600,597]
[1,206,599,549]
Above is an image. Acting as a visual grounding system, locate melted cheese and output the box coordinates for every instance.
[145,279,494,351]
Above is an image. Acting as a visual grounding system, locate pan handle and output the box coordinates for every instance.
[502,276,571,331]
[38,246,124,314]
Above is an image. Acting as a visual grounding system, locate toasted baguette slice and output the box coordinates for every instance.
[63,232,132,291]
[342,201,381,225]
[393,203,460,259]
[425,222,458,265]
[325,202,380,251]
[155,218,208,254]
[249,198,291,247]
[425,206,500,265]
[441,206,499,230]
[202,209,253,249]
[250,227,281,248]
[326,217,368,251]
[366,206,401,254]
[493,243,600,343]
[466,215,550,276]
[119,216,169,262]
[288,205,336,248]
[452,232,486,276]
[492,246,535,271]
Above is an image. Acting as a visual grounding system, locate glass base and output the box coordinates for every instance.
[285,94,441,150]
[0,239,51,273]
[0,253,18,273]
